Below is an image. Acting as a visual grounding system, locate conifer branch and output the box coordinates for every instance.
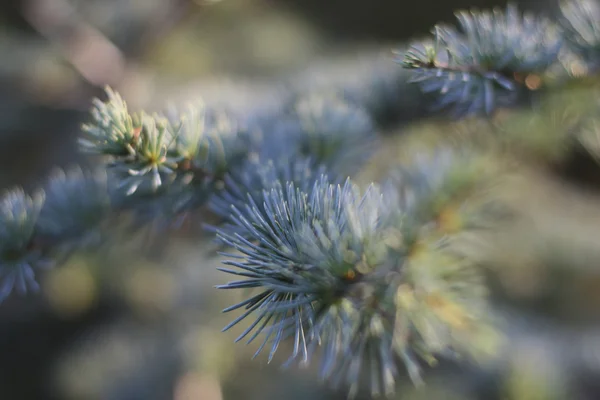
[400,4,562,117]
[560,0,600,73]
[1,2,599,395]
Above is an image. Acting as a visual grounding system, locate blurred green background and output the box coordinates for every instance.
[2,1,590,400]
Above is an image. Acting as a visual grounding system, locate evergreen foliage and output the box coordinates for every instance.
[560,0,600,72]
[0,189,48,301]
[3,0,600,397]
[399,1,600,118]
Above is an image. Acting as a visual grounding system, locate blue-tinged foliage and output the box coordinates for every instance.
[560,0,600,71]
[159,102,251,216]
[36,167,111,251]
[382,148,461,214]
[0,189,50,302]
[81,88,250,200]
[2,0,572,387]
[291,94,377,176]
[214,165,494,396]
[257,93,378,178]
[209,156,332,238]
[303,288,401,398]
[80,89,252,231]
[216,177,391,371]
[401,4,562,117]
[164,101,250,184]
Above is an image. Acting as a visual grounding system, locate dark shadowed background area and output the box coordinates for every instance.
[0,1,565,399]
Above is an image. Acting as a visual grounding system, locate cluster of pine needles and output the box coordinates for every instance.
[1,0,600,397]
